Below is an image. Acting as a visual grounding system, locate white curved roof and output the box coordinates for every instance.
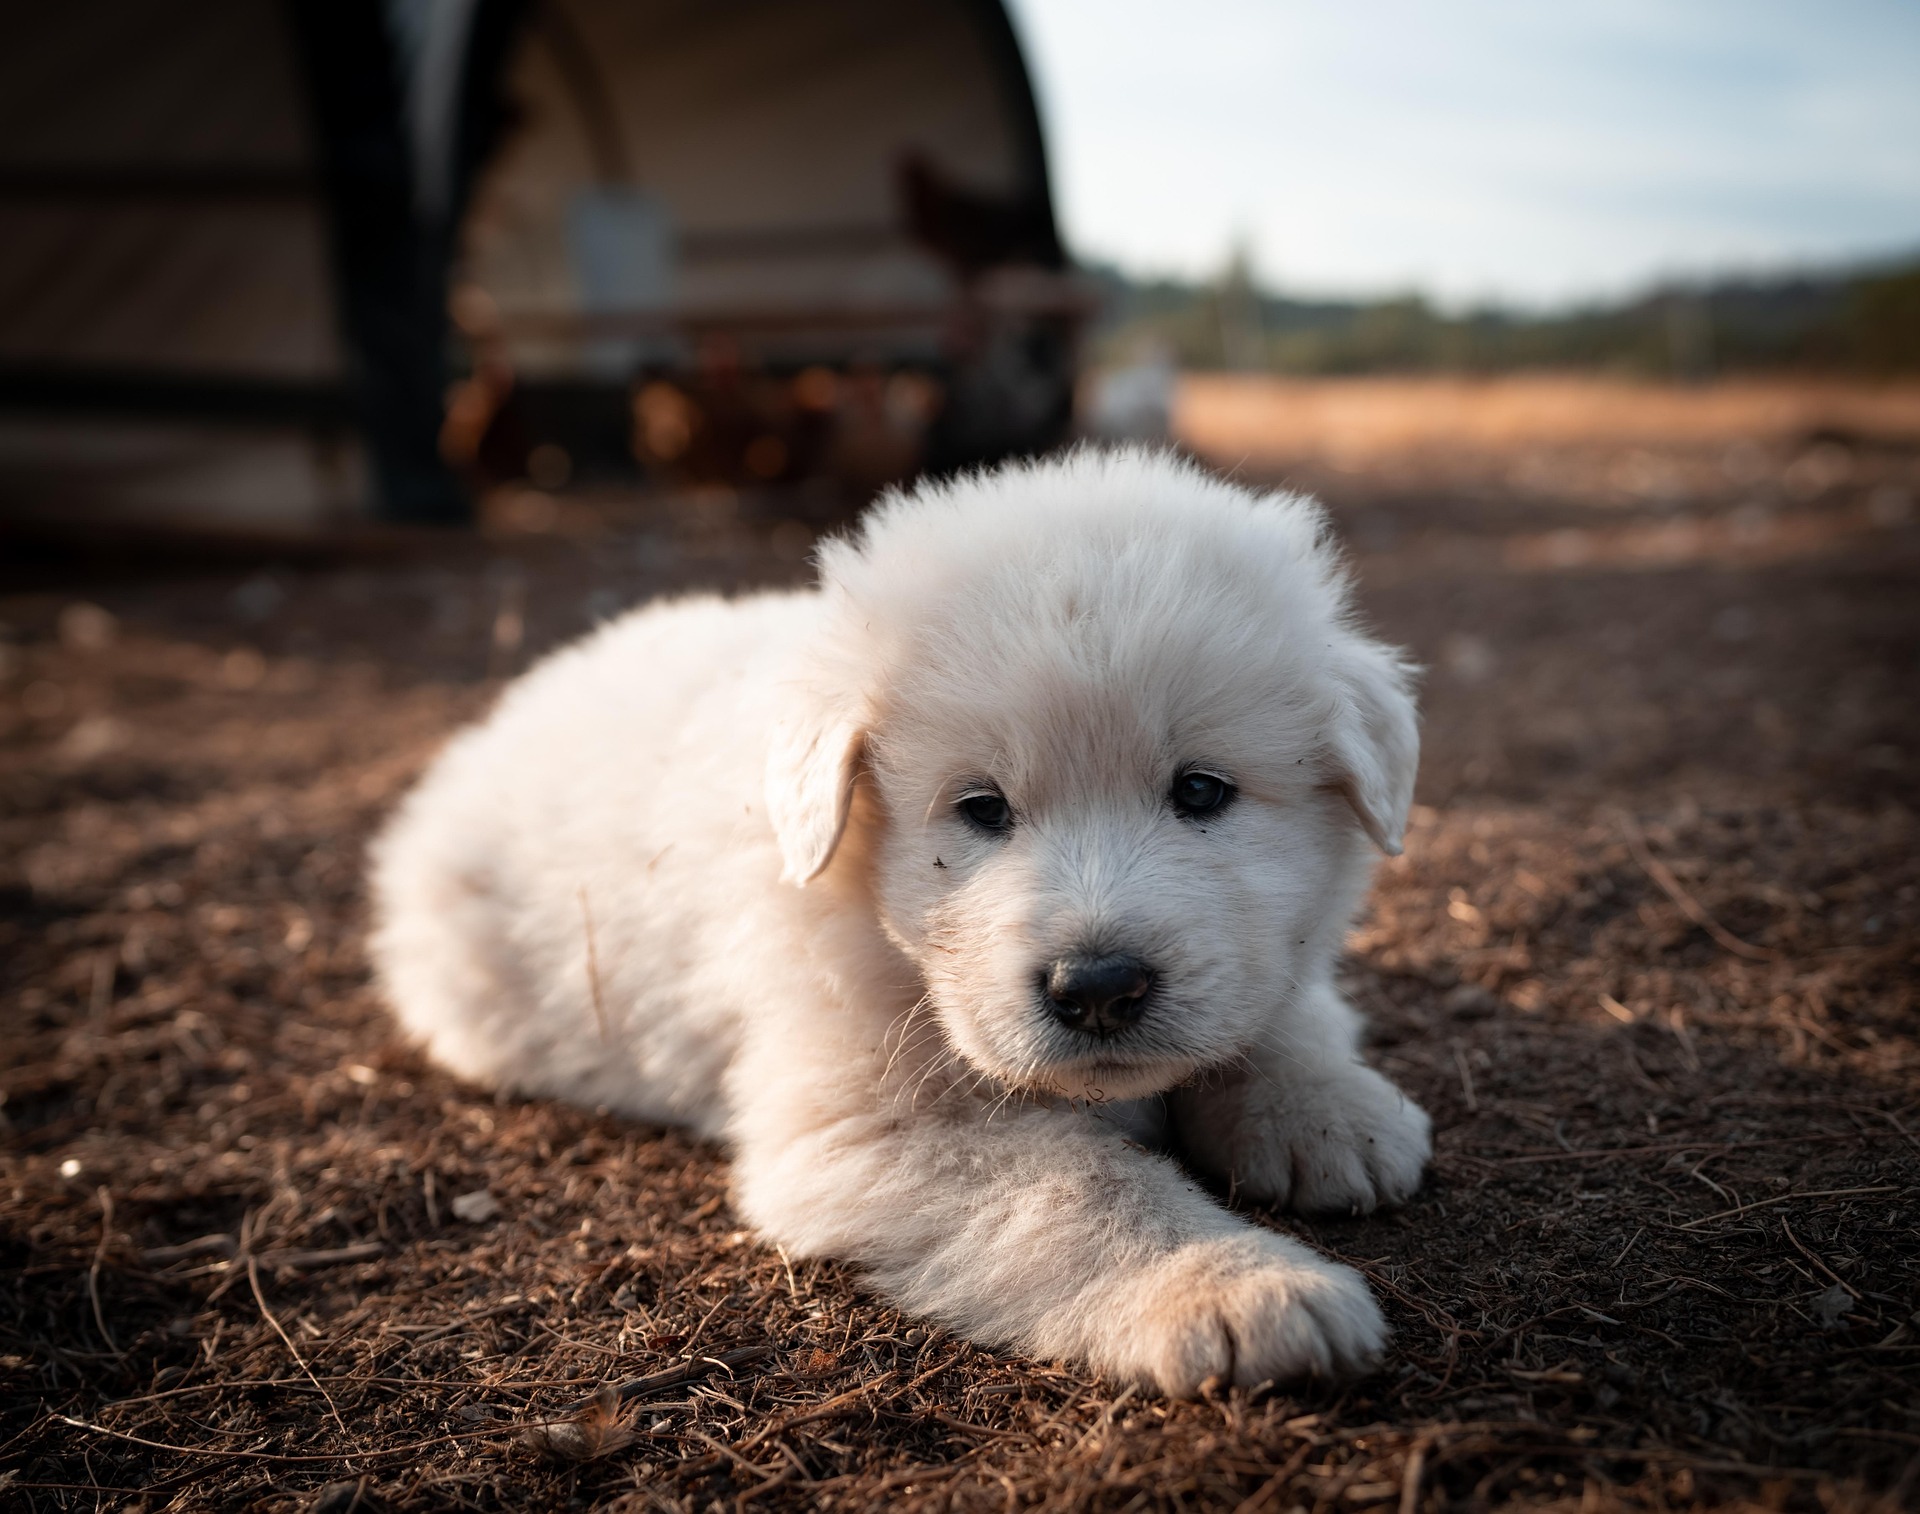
[461,0,1054,372]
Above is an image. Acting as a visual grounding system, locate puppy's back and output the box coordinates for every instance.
[368,589,815,1126]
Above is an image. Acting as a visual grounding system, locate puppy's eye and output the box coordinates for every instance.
[1170,771,1234,818]
[957,791,1013,835]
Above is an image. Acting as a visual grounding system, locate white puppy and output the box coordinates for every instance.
[370,448,1431,1393]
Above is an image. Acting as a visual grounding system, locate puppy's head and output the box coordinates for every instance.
[767,449,1417,1100]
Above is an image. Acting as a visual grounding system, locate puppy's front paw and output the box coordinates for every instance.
[1111,1234,1385,1394]
[1182,1065,1432,1216]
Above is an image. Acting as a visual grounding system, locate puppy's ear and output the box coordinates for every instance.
[1322,639,1420,855]
[766,701,866,885]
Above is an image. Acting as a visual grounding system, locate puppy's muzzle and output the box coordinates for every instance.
[1042,952,1155,1036]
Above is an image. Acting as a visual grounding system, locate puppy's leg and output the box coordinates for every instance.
[730,1074,1385,1394]
[1169,984,1431,1215]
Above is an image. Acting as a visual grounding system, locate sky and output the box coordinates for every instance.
[1004,0,1920,309]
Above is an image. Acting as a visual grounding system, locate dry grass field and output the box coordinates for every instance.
[3,375,1918,1511]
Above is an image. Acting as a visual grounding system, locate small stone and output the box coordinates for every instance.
[451,1189,501,1223]
[1443,984,1498,1020]
[311,1480,384,1514]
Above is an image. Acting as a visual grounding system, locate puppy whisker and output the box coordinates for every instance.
[879,994,940,1084]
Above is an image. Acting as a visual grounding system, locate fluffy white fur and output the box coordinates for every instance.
[369,448,1432,1393]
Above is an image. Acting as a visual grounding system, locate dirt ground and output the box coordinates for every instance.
[3,377,1918,1512]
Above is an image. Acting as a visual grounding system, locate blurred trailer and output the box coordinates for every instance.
[0,0,1085,537]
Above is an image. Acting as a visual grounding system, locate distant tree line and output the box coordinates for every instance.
[1084,251,1920,378]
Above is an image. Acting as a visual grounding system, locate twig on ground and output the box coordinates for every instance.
[143,1237,385,1272]
[88,1187,118,1355]
[1452,1040,1478,1111]
[141,1235,239,1265]
[1229,1441,1316,1514]
[57,1416,523,1465]
[738,1373,898,1452]
[1677,1185,1898,1231]
[264,1243,387,1270]
[1399,1435,1431,1514]
[1490,1132,1860,1164]
[562,1343,773,1412]
[1780,1216,1853,1294]
[1618,811,1779,961]
[248,1255,359,1453]
[1608,1228,1646,1269]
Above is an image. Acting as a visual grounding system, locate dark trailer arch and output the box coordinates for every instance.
[0,0,1083,535]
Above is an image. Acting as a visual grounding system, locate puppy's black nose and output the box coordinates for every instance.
[1043,953,1155,1034]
